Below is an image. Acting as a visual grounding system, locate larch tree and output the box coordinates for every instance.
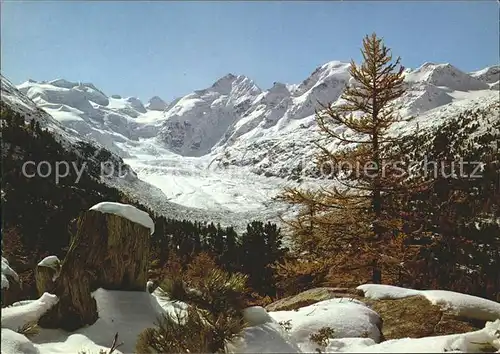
[278,33,414,284]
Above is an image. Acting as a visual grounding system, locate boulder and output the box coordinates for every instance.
[265,287,364,312]
[364,296,479,340]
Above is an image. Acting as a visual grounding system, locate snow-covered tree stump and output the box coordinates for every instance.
[38,203,154,331]
[35,256,61,297]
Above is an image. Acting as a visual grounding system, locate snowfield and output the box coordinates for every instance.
[2,285,500,353]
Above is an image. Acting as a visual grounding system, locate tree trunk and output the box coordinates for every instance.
[1,275,22,307]
[38,210,151,331]
[35,265,57,297]
[372,260,382,284]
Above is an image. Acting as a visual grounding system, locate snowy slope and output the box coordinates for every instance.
[157,73,262,156]
[16,78,164,158]
[1,75,82,148]
[471,65,500,84]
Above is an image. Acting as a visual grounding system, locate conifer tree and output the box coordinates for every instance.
[278,33,410,283]
[240,221,284,295]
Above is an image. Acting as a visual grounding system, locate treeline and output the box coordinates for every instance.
[150,217,286,297]
[392,105,500,298]
[0,104,286,304]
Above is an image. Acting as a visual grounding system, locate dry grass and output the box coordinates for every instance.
[309,326,336,347]
[17,321,40,338]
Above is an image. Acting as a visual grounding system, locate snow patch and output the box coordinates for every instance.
[89,201,155,234]
[1,292,59,331]
[231,306,302,353]
[37,256,61,269]
[1,328,40,354]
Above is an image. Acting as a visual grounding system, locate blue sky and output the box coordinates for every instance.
[2,1,498,102]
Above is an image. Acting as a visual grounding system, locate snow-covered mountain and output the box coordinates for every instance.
[14,78,166,157]
[146,96,168,111]
[1,61,498,222]
[208,62,498,177]
[1,75,287,231]
[157,73,262,156]
[471,65,500,90]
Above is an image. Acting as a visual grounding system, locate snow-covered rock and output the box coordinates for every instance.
[231,306,302,353]
[13,79,162,156]
[357,284,500,322]
[1,292,58,331]
[234,321,302,353]
[325,320,500,352]
[2,284,500,353]
[1,256,19,290]
[125,97,147,114]
[270,298,382,352]
[89,201,155,234]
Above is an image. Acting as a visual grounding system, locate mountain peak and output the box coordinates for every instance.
[125,97,147,113]
[146,96,167,111]
[223,73,237,80]
[470,65,500,84]
[209,73,257,96]
[269,82,289,94]
[405,62,489,91]
[211,73,237,89]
